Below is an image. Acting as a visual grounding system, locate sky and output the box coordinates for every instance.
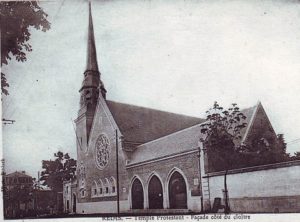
[2,0,300,177]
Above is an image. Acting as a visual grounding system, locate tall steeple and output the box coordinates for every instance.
[79,1,106,100]
[77,2,106,145]
[86,1,98,72]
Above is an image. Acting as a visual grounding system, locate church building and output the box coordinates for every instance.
[63,3,295,214]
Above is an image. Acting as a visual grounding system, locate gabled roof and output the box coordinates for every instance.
[128,124,202,166]
[106,100,205,144]
[126,103,262,165]
[238,104,256,143]
[5,171,32,178]
[240,101,276,144]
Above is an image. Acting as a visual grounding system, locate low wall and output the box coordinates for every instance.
[77,200,129,214]
[206,160,300,213]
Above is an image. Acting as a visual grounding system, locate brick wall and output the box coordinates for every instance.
[75,96,129,208]
[127,150,202,211]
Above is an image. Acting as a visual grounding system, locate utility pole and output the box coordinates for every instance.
[198,146,204,213]
[115,130,120,215]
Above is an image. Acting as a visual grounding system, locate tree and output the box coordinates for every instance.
[40,152,76,192]
[290,151,300,161]
[276,134,290,161]
[200,102,248,213]
[200,102,248,171]
[200,102,292,213]
[242,133,290,166]
[0,1,51,95]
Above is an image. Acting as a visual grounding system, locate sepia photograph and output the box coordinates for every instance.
[1,0,300,221]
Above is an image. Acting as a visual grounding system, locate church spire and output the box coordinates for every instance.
[76,2,106,151]
[86,1,98,72]
[79,1,106,98]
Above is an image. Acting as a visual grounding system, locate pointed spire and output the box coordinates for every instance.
[79,1,106,98]
[86,1,99,72]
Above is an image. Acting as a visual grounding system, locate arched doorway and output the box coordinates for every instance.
[72,194,76,213]
[131,178,144,209]
[148,175,163,209]
[168,171,187,209]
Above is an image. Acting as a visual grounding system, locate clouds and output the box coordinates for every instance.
[3,0,300,176]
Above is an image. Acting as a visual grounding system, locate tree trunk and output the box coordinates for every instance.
[224,169,230,214]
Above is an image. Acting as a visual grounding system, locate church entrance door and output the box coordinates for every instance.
[148,176,163,209]
[72,194,76,213]
[169,172,187,209]
[131,178,144,209]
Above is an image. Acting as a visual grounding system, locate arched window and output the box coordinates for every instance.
[80,188,86,198]
[98,179,104,196]
[104,178,110,195]
[80,177,86,189]
[91,181,98,197]
[109,177,117,195]
[79,162,86,195]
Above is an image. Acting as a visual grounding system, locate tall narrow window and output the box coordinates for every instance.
[109,177,117,195]
[91,181,98,197]
[98,179,104,196]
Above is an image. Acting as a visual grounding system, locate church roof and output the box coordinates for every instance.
[106,100,205,144]
[237,104,256,143]
[127,104,257,166]
[128,124,202,165]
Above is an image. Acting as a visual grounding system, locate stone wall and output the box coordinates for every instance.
[206,161,300,213]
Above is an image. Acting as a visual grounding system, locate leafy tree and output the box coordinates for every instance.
[0,1,51,95]
[200,102,248,213]
[200,102,293,213]
[200,102,248,171]
[40,152,76,192]
[277,134,287,153]
[290,151,300,161]
[242,133,289,165]
[276,134,290,161]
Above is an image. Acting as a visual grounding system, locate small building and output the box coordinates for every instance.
[3,171,34,218]
[63,179,77,213]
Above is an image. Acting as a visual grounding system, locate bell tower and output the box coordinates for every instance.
[76,2,106,151]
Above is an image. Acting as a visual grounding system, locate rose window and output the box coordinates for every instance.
[95,134,110,169]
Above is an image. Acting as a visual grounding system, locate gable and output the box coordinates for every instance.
[106,100,204,145]
[77,96,125,203]
[242,102,277,146]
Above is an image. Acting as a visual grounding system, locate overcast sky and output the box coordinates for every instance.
[2,0,300,177]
